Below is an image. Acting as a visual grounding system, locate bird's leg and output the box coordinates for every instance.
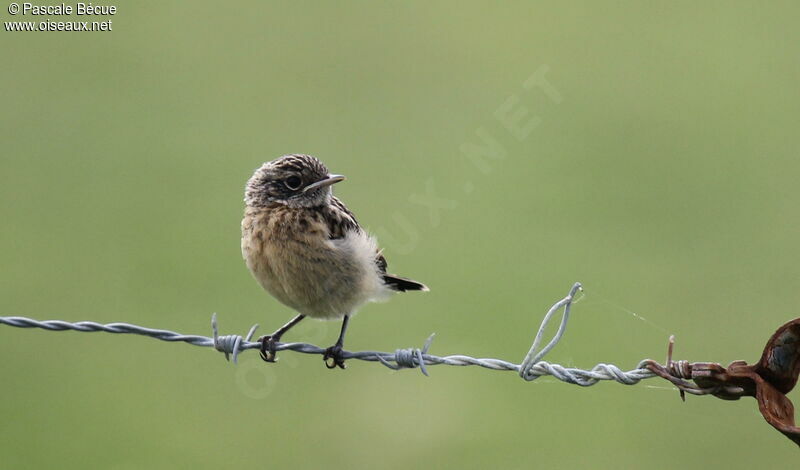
[323,314,350,369]
[259,314,305,362]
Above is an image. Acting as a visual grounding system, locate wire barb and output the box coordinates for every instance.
[377,334,436,376]
[211,313,259,364]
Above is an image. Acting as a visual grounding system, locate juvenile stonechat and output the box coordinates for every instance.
[241,154,428,369]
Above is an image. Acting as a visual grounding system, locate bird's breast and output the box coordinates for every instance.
[241,206,388,318]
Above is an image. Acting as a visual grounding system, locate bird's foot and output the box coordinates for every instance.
[258,335,280,362]
[323,343,346,369]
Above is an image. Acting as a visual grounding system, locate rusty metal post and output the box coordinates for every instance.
[644,319,800,446]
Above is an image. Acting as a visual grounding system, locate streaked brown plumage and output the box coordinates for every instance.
[241,154,427,368]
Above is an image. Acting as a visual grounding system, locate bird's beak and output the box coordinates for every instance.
[303,174,346,193]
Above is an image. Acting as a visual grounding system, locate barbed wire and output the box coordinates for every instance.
[0,282,657,386]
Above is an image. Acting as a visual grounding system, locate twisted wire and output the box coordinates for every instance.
[0,282,657,387]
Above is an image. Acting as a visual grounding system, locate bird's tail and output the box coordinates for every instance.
[383,275,429,292]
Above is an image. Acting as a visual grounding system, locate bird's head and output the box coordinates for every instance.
[245,154,345,208]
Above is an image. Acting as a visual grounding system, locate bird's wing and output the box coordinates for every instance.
[325,196,361,240]
[326,196,389,275]
[327,197,427,292]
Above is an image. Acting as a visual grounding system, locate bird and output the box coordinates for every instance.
[241,154,428,369]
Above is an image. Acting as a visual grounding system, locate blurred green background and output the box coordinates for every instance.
[2,1,799,467]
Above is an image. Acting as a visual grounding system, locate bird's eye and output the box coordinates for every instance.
[284,176,303,190]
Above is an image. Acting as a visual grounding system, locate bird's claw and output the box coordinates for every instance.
[259,335,278,362]
[323,344,346,369]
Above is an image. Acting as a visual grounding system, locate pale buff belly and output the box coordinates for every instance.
[242,226,389,319]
